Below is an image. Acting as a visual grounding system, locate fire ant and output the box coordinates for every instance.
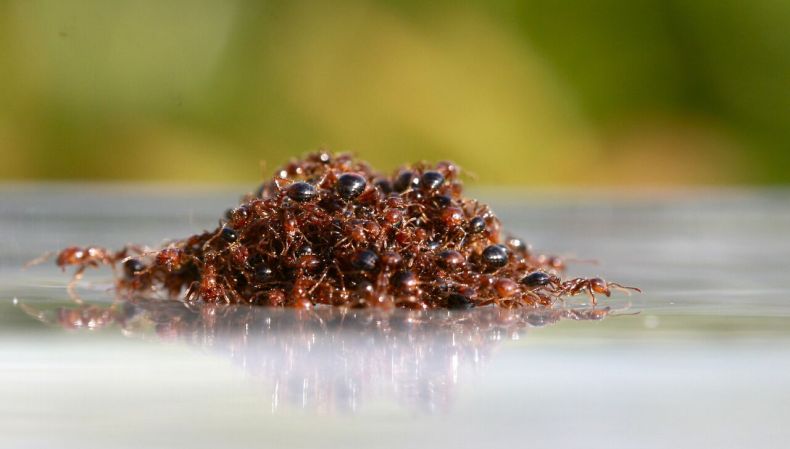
[559,277,641,305]
[186,263,232,304]
[154,246,194,272]
[27,245,143,301]
[51,246,125,275]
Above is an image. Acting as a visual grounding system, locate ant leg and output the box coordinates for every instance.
[504,298,520,309]
[221,286,233,304]
[250,291,268,304]
[522,289,543,304]
[586,285,598,306]
[66,284,86,305]
[334,236,351,251]
[547,290,566,306]
[23,251,55,269]
[66,266,87,305]
[332,261,347,293]
[185,281,200,302]
[307,268,329,296]
[221,279,243,304]
[201,229,223,252]
[608,282,642,295]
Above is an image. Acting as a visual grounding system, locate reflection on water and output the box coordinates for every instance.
[3,188,790,448]
[19,298,612,413]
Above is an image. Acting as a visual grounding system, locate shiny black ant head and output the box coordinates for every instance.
[336,173,367,200]
[220,227,238,243]
[482,244,509,269]
[468,217,486,234]
[420,171,445,191]
[352,249,379,271]
[123,259,146,278]
[286,182,319,202]
[520,271,552,288]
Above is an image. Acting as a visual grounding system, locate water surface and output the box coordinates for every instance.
[1,186,789,449]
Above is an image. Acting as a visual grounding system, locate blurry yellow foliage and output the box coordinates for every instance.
[0,0,782,184]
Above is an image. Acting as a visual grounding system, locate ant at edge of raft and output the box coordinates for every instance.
[24,245,147,303]
[559,277,641,306]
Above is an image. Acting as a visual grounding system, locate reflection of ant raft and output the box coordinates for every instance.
[44,152,639,308]
[19,298,614,413]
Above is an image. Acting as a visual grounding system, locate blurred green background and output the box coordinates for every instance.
[0,0,787,185]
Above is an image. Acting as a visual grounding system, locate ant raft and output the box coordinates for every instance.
[46,152,640,309]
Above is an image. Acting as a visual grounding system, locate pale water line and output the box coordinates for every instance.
[643,288,790,297]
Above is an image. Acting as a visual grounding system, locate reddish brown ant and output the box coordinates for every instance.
[27,245,143,301]
[186,263,228,304]
[154,246,192,272]
[54,246,123,275]
[559,277,641,305]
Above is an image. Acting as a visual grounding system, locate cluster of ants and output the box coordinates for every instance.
[48,152,638,309]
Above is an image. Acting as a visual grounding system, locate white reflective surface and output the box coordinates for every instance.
[1,186,789,449]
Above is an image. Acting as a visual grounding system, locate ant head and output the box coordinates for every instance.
[589,278,611,297]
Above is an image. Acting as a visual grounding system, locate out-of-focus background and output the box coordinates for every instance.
[0,0,787,185]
